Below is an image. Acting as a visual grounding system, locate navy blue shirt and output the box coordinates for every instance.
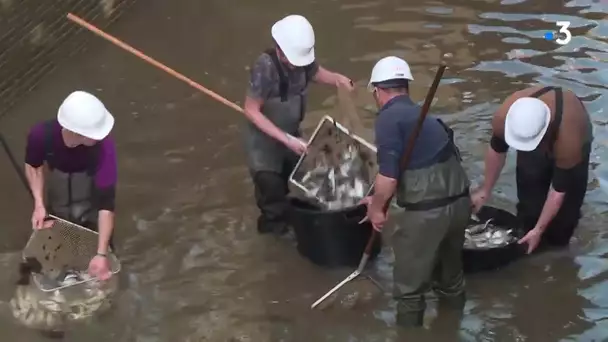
[375,95,450,179]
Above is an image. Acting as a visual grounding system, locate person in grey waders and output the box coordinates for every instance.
[243,14,354,235]
[361,56,471,327]
[471,86,593,254]
[24,90,117,280]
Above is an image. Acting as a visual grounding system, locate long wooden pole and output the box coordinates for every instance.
[66,13,245,114]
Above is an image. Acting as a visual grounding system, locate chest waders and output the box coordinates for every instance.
[515,86,591,247]
[243,49,313,234]
[391,120,472,328]
[44,121,99,230]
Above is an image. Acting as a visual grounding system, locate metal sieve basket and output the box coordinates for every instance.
[289,115,378,200]
[22,215,121,292]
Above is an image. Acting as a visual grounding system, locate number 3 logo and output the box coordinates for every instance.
[556,21,572,45]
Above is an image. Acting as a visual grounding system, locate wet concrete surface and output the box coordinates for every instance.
[1,0,608,340]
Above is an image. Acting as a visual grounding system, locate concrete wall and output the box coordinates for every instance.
[0,0,138,117]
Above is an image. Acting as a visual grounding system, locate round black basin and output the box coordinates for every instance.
[287,197,382,268]
[463,205,526,273]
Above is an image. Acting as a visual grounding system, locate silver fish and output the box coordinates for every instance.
[300,143,371,210]
[466,218,494,235]
[10,270,117,331]
[464,219,516,249]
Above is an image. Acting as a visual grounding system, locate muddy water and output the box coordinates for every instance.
[0,0,608,341]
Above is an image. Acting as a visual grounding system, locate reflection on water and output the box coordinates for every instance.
[0,0,607,340]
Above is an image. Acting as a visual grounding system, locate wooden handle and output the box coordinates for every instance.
[364,229,378,254]
[66,13,245,114]
[398,65,447,172]
[381,64,447,213]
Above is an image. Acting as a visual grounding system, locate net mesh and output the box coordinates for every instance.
[22,215,120,292]
[290,115,378,198]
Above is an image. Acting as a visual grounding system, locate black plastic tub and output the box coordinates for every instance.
[287,197,382,268]
[462,206,526,273]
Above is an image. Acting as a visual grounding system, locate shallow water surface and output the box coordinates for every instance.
[0,0,607,341]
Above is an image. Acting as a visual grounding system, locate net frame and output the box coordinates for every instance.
[22,215,121,292]
[289,115,378,199]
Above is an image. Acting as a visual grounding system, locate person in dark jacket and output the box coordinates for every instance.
[471,85,593,254]
[24,90,117,280]
[243,14,353,235]
[361,56,471,327]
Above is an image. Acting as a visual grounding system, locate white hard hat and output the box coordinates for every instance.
[57,91,115,141]
[271,15,315,67]
[368,56,414,90]
[504,97,551,151]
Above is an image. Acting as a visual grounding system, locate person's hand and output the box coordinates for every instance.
[470,188,490,214]
[358,197,372,224]
[368,209,387,232]
[335,74,355,91]
[88,254,112,281]
[518,227,543,254]
[358,196,372,205]
[359,197,387,232]
[285,133,308,155]
[31,205,53,230]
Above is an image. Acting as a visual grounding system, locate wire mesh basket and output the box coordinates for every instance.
[289,115,378,201]
[22,215,121,292]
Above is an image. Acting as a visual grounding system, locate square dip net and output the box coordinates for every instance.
[21,215,120,292]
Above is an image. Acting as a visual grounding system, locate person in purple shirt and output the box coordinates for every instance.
[24,90,117,281]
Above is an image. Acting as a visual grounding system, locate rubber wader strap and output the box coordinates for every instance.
[87,144,102,176]
[43,120,55,170]
[87,145,101,206]
[435,118,462,161]
[265,49,289,102]
[402,188,470,211]
[303,63,313,88]
[550,88,563,144]
[529,86,556,99]
[530,86,563,146]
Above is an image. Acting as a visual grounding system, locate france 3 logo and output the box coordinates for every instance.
[544,21,572,45]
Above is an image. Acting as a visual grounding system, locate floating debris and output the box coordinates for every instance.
[464,218,517,249]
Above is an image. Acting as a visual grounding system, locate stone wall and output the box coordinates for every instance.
[0,0,138,118]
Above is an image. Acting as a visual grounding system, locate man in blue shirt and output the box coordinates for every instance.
[361,56,472,328]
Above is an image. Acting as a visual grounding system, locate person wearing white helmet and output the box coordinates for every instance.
[360,56,471,328]
[243,14,353,235]
[24,90,117,280]
[471,86,593,254]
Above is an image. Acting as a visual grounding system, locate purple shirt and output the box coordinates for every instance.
[25,120,117,189]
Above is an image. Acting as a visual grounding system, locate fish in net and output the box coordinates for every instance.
[464,218,517,249]
[9,257,118,336]
[291,89,378,210]
[301,141,373,210]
